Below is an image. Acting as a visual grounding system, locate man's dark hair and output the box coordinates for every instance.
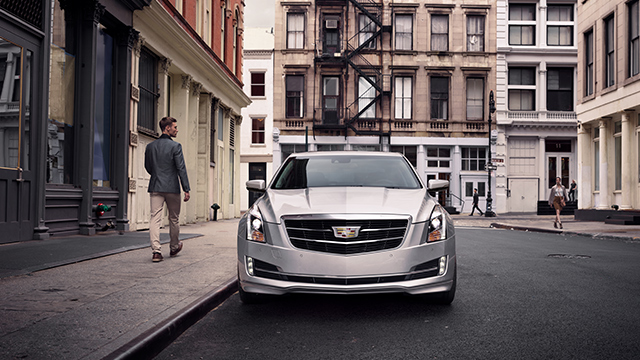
[159,117,177,132]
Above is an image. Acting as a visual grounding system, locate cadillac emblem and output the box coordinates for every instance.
[332,226,361,239]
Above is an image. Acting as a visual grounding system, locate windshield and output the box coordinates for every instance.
[272,155,422,189]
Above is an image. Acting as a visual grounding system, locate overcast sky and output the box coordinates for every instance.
[244,0,275,28]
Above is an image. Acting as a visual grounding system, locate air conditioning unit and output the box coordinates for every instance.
[325,19,338,29]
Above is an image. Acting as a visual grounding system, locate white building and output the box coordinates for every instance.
[240,28,275,212]
[495,0,578,213]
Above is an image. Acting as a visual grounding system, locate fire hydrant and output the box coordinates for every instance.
[211,203,221,221]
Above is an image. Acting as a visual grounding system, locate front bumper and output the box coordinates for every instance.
[237,220,456,296]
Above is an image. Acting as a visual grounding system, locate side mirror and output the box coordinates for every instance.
[428,179,449,192]
[246,179,266,192]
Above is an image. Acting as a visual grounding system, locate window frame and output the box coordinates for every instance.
[322,75,341,124]
[251,117,265,145]
[250,71,266,97]
[287,13,305,50]
[395,14,413,51]
[137,47,159,135]
[547,4,574,46]
[431,14,449,52]
[547,67,574,112]
[466,77,484,121]
[604,14,615,88]
[426,147,451,169]
[630,0,640,77]
[358,75,376,119]
[467,15,485,52]
[585,30,594,96]
[359,14,377,49]
[509,3,536,46]
[430,76,449,120]
[508,66,536,111]
[285,74,304,118]
[461,147,488,171]
[394,76,412,120]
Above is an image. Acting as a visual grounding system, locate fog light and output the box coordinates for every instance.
[246,257,254,276]
[438,256,447,276]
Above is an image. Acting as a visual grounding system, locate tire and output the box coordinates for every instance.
[238,284,264,304]
[432,265,456,305]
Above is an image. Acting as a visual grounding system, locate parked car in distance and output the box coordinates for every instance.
[237,151,456,304]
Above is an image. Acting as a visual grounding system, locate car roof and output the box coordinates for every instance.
[288,151,404,158]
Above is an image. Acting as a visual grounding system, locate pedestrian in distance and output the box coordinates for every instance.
[548,177,568,229]
[145,117,191,262]
[568,179,577,203]
[469,188,484,216]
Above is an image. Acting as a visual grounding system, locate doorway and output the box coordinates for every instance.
[547,155,570,189]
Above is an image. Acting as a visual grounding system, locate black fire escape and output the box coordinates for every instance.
[314,0,392,140]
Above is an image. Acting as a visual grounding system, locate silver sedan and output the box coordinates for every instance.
[237,151,456,304]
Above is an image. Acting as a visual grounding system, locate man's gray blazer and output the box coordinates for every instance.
[145,134,190,194]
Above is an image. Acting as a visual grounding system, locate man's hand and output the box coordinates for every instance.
[184,192,190,202]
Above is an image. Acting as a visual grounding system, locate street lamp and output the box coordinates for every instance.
[485,90,496,217]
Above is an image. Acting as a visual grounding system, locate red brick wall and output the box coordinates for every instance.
[182,0,197,30]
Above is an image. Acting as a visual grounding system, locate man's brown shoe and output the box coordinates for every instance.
[152,253,163,262]
[170,242,183,257]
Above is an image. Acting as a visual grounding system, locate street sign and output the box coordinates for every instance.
[485,163,498,171]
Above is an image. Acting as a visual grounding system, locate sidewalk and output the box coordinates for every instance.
[2,214,640,360]
[0,219,240,360]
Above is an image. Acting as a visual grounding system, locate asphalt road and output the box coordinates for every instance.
[156,227,640,360]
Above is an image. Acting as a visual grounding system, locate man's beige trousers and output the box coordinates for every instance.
[149,192,181,254]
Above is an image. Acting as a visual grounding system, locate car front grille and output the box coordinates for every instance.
[283,218,409,255]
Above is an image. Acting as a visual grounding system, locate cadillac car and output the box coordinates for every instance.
[237,152,456,304]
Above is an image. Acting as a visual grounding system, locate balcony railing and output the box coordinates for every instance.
[506,111,577,121]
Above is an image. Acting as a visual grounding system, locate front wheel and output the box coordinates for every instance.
[433,265,456,305]
[238,283,265,304]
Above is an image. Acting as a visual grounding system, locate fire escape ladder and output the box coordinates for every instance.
[344,0,388,136]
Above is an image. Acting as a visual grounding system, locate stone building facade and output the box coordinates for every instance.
[273,0,497,213]
[576,0,640,211]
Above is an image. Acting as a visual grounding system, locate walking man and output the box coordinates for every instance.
[145,117,190,262]
[469,188,484,216]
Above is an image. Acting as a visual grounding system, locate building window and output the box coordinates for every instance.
[359,14,377,49]
[394,76,412,119]
[509,3,536,46]
[217,106,224,141]
[630,0,639,77]
[427,147,451,168]
[286,75,304,118]
[250,72,265,97]
[430,76,449,120]
[585,30,594,96]
[352,144,380,151]
[605,15,615,88]
[322,76,340,124]
[138,48,158,133]
[358,76,376,118]
[462,147,487,171]
[395,14,413,50]
[210,101,215,163]
[547,5,573,46]
[229,148,234,204]
[548,68,573,111]
[317,144,344,151]
[233,9,239,74]
[251,117,265,144]
[322,15,341,55]
[467,15,485,52]
[594,136,599,191]
[281,144,306,162]
[508,67,535,111]
[431,14,448,51]
[390,145,417,168]
[466,77,484,120]
[287,13,305,49]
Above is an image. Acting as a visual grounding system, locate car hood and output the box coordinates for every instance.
[257,187,436,224]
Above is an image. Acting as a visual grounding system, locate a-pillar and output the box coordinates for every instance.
[597,119,609,209]
[576,123,591,209]
[620,112,633,209]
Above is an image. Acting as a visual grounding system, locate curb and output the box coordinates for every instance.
[490,223,563,234]
[103,277,238,360]
[491,223,640,243]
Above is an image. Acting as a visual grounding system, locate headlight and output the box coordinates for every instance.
[426,205,446,242]
[246,205,266,242]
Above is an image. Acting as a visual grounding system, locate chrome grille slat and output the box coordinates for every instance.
[284,218,409,255]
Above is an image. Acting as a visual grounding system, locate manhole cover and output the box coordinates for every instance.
[548,254,591,259]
